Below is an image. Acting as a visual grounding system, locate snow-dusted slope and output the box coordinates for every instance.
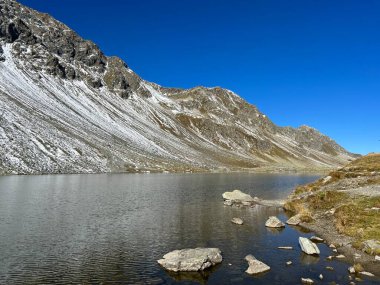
[0,0,357,175]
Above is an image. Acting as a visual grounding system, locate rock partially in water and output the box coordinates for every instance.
[360,271,375,277]
[231,218,244,225]
[244,254,270,275]
[157,248,222,272]
[301,278,314,284]
[265,216,285,228]
[286,214,301,225]
[222,190,254,205]
[299,237,320,255]
[286,261,292,266]
[335,254,345,259]
[310,236,324,243]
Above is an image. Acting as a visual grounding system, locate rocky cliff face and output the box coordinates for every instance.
[0,0,358,174]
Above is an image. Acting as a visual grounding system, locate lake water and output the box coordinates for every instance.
[0,173,379,285]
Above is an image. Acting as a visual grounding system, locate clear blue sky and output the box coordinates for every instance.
[19,0,380,154]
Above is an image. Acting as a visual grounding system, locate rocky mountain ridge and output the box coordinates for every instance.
[0,0,358,174]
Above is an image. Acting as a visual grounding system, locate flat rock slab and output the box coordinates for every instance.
[265,216,285,228]
[231,218,244,225]
[157,248,222,272]
[222,190,254,204]
[299,237,320,255]
[245,255,270,275]
[278,246,293,250]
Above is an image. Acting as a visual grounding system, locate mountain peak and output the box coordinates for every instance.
[0,0,358,175]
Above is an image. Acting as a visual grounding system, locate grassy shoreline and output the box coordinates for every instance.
[284,153,380,275]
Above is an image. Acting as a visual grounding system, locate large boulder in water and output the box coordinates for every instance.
[245,254,271,275]
[299,237,320,255]
[157,248,222,272]
[265,216,285,228]
[222,190,255,205]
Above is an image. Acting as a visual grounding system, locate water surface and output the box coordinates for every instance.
[0,173,378,284]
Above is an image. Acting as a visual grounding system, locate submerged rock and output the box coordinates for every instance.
[222,190,255,205]
[245,255,270,275]
[299,237,320,255]
[265,216,285,228]
[278,246,293,250]
[231,218,244,225]
[286,214,301,225]
[157,248,222,272]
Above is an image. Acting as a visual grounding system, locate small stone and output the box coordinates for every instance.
[286,261,292,266]
[301,278,314,284]
[348,266,356,274]
[224,200,233,206]
[360,271,375,277]
[323,176,332,184]
[375,255,380,261]
[326,266,334,271]
[332,249,338,253]
[326,256,333,260]
[336,254,345,259]
[355,277,363,282]
[278,246,293,250]
[319,274,323,280]
[329,244,336,249]
[310,236,324,243]
[265,216,285,228]
[231,218,244,225]
[354,253,361,259]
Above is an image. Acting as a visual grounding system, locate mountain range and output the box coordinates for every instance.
[0,0,358,175]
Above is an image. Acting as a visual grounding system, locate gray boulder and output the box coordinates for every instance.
[222,190,254,205]
[265,216,285,228]
[157,248,222,272]
[245,255,270,275]
[299,237,320,255]
[286,214,301,225]
[231,218,244,225]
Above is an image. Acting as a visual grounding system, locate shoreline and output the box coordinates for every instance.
[0,167,329,177]
[295,220,380,276]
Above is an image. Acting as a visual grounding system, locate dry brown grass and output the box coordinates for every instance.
[334,197,380,248]
[344,153,380,172]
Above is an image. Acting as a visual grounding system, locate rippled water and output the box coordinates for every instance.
[0,173,379,285]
